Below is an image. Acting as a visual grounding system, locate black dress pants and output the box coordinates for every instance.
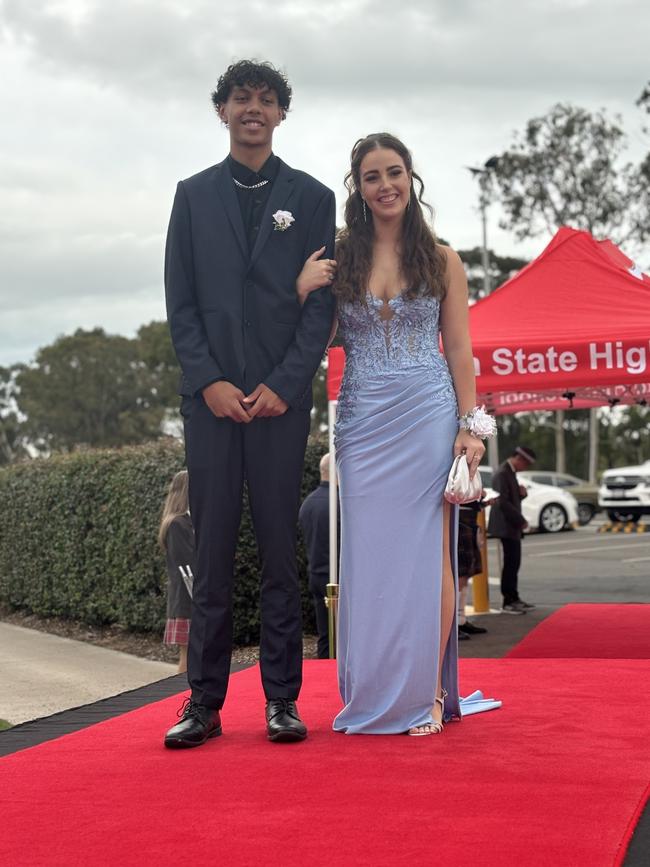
[500,537,522,604]
[182,395,311,709]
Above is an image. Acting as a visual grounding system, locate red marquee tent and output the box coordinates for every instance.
[469,227,650,413]
[327,228,650,414]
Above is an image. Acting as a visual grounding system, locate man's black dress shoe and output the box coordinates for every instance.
[459,620,488,635]
[265,699,307,742]
[458,629,471,641]
[164,698,222,749]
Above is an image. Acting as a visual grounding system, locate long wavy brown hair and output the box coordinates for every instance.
[158,470,189,550]
[333,133,448,305]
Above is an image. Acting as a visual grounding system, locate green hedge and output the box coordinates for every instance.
[0,438,327,644]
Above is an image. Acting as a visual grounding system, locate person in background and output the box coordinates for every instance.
[159,470,195,673]
[487,445,537,614]
[298,453,337,659]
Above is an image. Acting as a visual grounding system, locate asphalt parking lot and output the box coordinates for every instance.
[461,519,650,657]
[489,519,650,606]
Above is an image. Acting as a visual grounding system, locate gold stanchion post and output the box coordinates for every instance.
[472,509,490,613]
[326,583,338,659]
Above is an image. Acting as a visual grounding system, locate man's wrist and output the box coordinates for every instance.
[262,379,290,406]
[201,378,226,395]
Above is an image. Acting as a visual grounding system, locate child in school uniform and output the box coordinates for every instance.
[159,470,195,673]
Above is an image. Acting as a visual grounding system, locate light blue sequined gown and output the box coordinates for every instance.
[333,291,461,734]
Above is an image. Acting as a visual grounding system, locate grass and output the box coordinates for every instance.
[0,719,12,731]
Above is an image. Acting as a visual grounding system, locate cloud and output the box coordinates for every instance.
[1,0,649,365]
[3,0,648,100]
[1,291,165,367]
[1,225,162,312]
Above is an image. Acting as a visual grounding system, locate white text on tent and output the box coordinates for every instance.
[474,341,649,377]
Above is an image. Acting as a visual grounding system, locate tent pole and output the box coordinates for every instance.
[555,410,566,473]
[588,407,599,483]
[472,510,490,613]
[487,429,499,469]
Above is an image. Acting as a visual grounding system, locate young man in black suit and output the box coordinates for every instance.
[164,61,336,747]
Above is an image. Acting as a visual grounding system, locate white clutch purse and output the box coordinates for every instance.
[444,454,482,505]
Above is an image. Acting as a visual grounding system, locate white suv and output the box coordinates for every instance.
[599,460,650,522]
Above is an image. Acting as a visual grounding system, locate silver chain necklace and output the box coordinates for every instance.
[233,177,269,190]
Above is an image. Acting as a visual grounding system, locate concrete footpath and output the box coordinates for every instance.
[0,622,175,726]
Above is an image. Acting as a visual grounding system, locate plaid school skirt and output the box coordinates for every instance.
[458,513,482,579]
[163,618,191,646]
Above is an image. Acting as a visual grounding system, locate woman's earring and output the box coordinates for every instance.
[362,199,367,222]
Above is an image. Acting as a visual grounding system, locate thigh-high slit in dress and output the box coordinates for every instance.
[333,291,460,734]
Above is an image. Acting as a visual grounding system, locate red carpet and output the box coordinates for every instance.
[506,604,650,659]
[1,659,649,867]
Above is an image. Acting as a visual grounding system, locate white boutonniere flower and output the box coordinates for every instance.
[272,210,295,232]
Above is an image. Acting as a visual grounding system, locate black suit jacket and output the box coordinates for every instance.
[487,460,528,540]
[165,158,336,408]
[165,514,195,619]
[298,482,340,579]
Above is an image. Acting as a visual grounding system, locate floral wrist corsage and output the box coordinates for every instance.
[458,405,497,439]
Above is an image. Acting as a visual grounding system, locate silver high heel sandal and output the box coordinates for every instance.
[408,689,448,737]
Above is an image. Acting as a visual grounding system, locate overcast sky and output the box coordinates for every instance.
[1,0,648,366]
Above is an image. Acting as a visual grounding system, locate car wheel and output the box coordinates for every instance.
[539,503,568,533]
[607,509,641,523]
[577,503,595,526]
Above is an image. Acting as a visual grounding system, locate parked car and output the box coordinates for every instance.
[479,466,579,533]
[518,471,600,526]
[599,460,650,522]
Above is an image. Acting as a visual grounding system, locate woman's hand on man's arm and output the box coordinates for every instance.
[296,246,337,305]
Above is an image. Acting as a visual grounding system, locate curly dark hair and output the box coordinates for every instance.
[211,60,292,118]
[333,133,448,305]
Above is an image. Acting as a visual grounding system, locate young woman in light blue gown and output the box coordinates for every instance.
[298,133,487,735]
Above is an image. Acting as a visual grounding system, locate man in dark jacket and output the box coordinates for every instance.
[299,453,338,659]
[488,446,537,614]
[163,60,335,749]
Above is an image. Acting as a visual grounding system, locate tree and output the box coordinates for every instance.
[600,405,650,469]
[457,247,528,301]
[16,328,168,451]
[489,101,650,476]
[493,408,608,478]
[492,102,648,245]
[135,320,181,410]
[0,366,29,465]
[635,82,650,248]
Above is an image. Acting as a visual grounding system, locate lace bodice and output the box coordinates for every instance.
[336,292,456,425]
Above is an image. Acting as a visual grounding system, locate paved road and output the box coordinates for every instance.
[487,521,650,606]
[462,520,649,657]
[0,623,175,726]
